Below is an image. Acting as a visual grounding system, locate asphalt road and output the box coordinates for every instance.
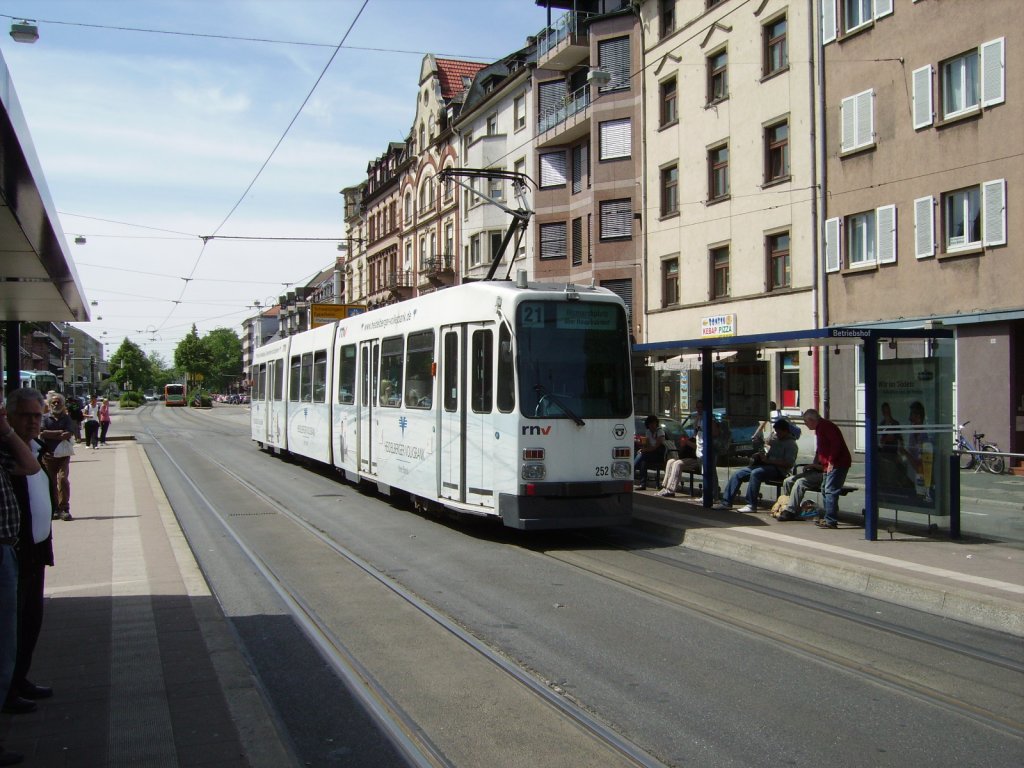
[131,403,1024,767]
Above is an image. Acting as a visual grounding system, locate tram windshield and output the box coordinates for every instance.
[516,300,632,420]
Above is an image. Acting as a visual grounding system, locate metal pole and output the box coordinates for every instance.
[701,348,714,508]
[863,339,878,541]
[949,454,960,539]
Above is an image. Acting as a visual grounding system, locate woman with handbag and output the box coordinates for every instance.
[98,398,112,445]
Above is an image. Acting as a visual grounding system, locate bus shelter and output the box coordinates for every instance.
[634,325,956,541]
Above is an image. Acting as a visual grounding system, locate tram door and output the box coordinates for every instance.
[439,326,464,502]
[267,359,285,448]
[358,340,379,475]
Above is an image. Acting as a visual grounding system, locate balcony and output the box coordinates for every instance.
[536,84,593,147]
[419,255,456,287]
[536,11,594,71]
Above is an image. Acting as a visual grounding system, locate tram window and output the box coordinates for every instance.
[312,350,328,403]
[257,365,266,401]
[405,330,434,409]
[338,344,356,404]
[379,336,404,407]
[471,329,493,413]
[250,367,259,400]
[361,349,369,407]
[273,362,284,401]
[497,324,514,413]
[443,331,458,412]
[301,352,314,402]
[289,356,301,402]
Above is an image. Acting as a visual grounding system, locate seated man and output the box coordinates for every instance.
[662,418,727,498]
[717,419,798,512]
[634,415,666,491]
[776,465,824,520]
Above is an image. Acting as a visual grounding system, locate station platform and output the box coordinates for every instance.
[0,439,292,767]
[1,438,1021,766]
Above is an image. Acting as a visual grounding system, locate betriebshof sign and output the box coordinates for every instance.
[311,303,367,327]
[701,314,737,338]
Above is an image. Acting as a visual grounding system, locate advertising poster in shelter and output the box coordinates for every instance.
[876,358,943,513]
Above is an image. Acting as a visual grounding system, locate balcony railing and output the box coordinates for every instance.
[537,84,591,134]
[384,270,413,290]
[421,255,454,276]
[537,11,596,60]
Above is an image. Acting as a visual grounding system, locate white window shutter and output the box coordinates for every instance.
[856,90,874,148]
[914,196,934,258]
[980,38,1005,107]
[875,0,894,18]
[822,0,837,45]
[876,205,897,264]
[599,118,631,160]
[982,179,1006,246]
[840,96,855,152]
[825,217,841,273]
[539,152,567,188]
[912,65,933,129]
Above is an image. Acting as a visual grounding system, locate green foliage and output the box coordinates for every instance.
[173,325,242,393]
[189,388,213,408]
[108,339,153,394]
[119,391,142,408]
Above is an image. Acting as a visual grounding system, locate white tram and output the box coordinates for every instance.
[250,280,634,529]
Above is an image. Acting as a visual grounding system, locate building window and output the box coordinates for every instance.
[540,222,567,260]
[660,77,678,127]
[943,186,982,251]
[486,113,498,136]
[572,217,583,266]
[662,257,679,307]
[469,234,482,266]
[599,118,631,160]
[767,232,790,290]
[661,164,679,217]
[707,49,727,104]
[597,36,630,92]
[779,352,800,409]
[941,50,980,119]
[445,223,454,257]
[660,0,675,38]
[599,199,633,240]
[514,94,526,131]
[846,210,876,267]
[572,142,588,194]
[840,89,874,153]
[843,0,873,34]
[708,143,729,202]
[764,16,787,76]
[539,151,567,188]
[764,120,789,183]
[710,245,730,299]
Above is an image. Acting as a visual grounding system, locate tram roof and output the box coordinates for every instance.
[0,49,89,323]
[634,325,954,358]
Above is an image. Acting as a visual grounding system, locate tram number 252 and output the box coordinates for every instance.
[594,465,611,477]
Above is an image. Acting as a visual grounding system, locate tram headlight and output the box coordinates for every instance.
[612,460,631,479]
[522,463,546,480]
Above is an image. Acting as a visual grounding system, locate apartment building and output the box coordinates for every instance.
[820,0,1022,454]
[361,142,409,310]
[400,56,487,301]
[641,0,819,418]
[532,1,644,332]
[453,46,536,282]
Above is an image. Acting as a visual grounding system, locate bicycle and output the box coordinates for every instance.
[955,421,1006,474]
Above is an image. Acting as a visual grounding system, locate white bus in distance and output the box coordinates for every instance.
[250,280,634,530]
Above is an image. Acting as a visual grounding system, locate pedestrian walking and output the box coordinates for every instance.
[98,398,112,445]
[40,394,75,522]
[82,395,100,449]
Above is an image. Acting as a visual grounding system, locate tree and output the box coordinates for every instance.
[147,351,176,393]
[108,339,152,393]
[173,325,211,389]
[202,328,243,391]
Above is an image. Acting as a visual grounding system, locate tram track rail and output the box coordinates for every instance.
[531,530,1024,739]
[138,406,670,768]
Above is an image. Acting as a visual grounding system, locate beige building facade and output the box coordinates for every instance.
[641,0,820,419]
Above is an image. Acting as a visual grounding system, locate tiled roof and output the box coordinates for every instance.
[435,58,488,102]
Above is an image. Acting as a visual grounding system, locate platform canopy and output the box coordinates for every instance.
[634,324,953,359]
[0,49,89,324]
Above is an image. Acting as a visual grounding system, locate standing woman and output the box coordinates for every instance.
[98,398,111,445]
[82,395,100,450]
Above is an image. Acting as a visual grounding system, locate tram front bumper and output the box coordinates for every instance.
[499,481,633,530]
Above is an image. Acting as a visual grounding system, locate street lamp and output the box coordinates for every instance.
[10,20,38,44]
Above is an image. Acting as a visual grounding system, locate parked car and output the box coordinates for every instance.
[679,409,761,458]
[634,416,686,454]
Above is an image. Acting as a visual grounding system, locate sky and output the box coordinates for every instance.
[0,0,552,363]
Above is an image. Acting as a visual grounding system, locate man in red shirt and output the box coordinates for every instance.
[803,409,851,528]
